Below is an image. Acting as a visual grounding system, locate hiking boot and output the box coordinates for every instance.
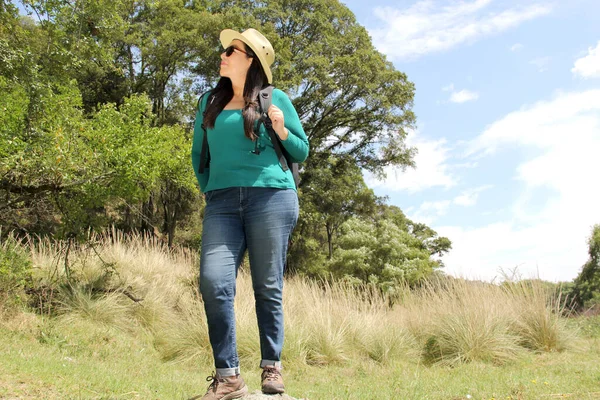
[261,366,285,394]
[189,373,248,400]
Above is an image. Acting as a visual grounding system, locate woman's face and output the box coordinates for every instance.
[219,40,253,82]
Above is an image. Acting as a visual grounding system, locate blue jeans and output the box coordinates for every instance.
[199,187,299,377]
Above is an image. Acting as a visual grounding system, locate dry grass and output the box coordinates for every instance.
[505,280,575,352]
[1,231,578,369]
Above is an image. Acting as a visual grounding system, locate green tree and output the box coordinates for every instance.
[409,221,453,260]
[3,0,451,285]
[6,0,213,240]
[571,225,600,310]
[301,157,380,259]
[0,70,194,238]
[328,216,443,290]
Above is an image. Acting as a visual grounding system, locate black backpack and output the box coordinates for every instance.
[197,86,300,188]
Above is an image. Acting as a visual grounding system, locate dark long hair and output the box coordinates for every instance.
[203,44,269,140]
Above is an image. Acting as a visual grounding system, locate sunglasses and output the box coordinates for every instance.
[224,45,253,57]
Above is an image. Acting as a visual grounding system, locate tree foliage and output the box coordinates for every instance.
[1,0,452,289]
[0,73,194,236]
[300,157,380,259]
[329,217,441,287]
[571,225,600,310]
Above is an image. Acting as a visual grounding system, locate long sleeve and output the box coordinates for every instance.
[191,88,309,193]
[273,89,309,163]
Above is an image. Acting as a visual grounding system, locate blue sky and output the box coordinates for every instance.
[341,0,600,282]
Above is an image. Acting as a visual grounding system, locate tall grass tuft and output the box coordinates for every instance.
[406,278,523,366]
[152,295,212,363]
[504,280,574,352]
[421,310,522,366]
[16,231,578,370]
[57,286,132,330]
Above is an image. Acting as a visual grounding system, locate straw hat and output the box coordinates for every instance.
[220,28,275,84]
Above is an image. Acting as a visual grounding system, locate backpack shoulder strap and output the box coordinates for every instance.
[198,90,214,174]
[256,86,301,187]
[258,85,274,117]
[197,89,213,114]
[257,86,289,173]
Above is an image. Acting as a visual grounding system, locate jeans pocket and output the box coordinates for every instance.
[204,190,215,202]
[205,188,231,203]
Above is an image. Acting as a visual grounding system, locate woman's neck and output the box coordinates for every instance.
[231,79,245,100]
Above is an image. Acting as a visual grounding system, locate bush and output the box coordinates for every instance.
[507,282,573,353]
[0,236,33,317]
[0,236,32,294]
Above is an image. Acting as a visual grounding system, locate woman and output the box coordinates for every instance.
[190,28,309,400]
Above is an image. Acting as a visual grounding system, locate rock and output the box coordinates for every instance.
[242,390,306,400]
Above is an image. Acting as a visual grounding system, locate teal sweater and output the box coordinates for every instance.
[191,88,309,193]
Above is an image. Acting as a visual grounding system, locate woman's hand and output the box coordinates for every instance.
[267,105,288,140]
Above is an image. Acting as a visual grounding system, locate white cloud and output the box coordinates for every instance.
[529,56,551,72]
[510,43,523,52]
[410,200,452,225]
[572,40,600,79]
[369,0,552,60]
[409,185,491,225]
[453,185,493,206]
[406,185,492,224]
[442,83,455,91]
[438,216,598,283]
[450,89,479,103]
[365,131,457,193]
[452,161,479,169]
[442,90,600,282]
[466,89,600,156]
[453,194,475,206]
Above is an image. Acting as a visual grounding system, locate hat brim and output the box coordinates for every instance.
[220,29,273,84]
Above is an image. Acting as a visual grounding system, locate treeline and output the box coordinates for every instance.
[3,0,448,294]
[566,225,600,312]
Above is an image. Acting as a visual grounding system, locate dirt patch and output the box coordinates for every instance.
[0,375,60,400]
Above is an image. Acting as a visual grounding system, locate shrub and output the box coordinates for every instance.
[505,280,574,352]
[421,311,522,366]
[408,277,524,367]
[0,236,32,294]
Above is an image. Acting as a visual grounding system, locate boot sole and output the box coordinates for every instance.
[262,386,285,395]
[221,384,249,400]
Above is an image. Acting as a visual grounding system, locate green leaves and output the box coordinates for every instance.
[0,77,28,162]
[1,0,447,281]
[329,217,439,289]
[570,225,600,310]
[0,77,193,236]
[292,156,450,289]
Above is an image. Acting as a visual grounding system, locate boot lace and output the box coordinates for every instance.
[262,367,281,382]
[206,373,220,393]
[186,374,220,400]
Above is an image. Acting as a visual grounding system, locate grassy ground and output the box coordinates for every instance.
[2,313,599,399]
[1,234,600,399]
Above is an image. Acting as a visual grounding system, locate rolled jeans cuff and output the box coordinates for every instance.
[260,360,282,369]
[216,367,240,378]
